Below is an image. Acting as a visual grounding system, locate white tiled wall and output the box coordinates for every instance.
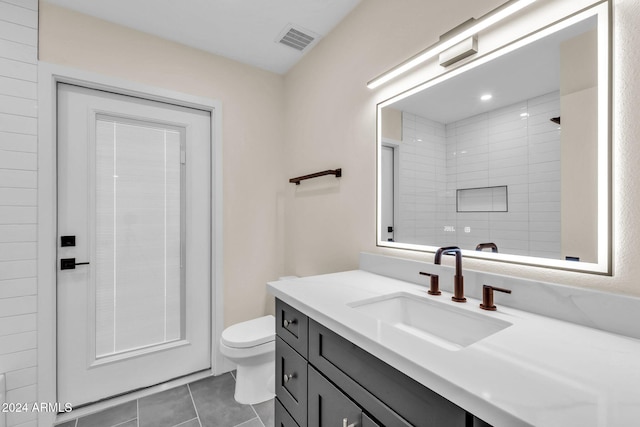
[0,1,39,426]
[396,114,447,245]
[399,91,561,259]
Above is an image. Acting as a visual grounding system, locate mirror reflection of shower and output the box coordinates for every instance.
[378,12,604,266]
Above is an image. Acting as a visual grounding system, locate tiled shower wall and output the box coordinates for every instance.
[0,1,39,427]
[395,115,447,246]
[398,91,561,259]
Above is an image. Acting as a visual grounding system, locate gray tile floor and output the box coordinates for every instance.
[55,372,274,427]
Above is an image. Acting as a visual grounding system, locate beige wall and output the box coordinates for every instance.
[283,0,640,297]
[381,107,402,141]
[39,2,286,327]
[38,0,640,330]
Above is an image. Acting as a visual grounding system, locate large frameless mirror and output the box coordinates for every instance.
[377,2,610,274]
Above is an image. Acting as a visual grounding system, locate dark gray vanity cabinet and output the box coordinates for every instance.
[308,365,365,427]
[274,299,493,427]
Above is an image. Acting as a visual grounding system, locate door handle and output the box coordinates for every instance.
[60,258,90,270]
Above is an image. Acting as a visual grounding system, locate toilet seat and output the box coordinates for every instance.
[221,314,275,348]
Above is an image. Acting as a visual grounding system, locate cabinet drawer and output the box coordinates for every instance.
[276,398,300,427]
[276,299,309,358]
[276,336,308,427]
[309,320,468,427]
[308,365,361,427]
[308,366,383,427]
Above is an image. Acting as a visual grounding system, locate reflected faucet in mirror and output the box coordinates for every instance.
[434,246,466,303]
[476,243,498,253]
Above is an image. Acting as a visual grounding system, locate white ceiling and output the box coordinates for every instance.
[391,16,597,124]
[44,0,361,74]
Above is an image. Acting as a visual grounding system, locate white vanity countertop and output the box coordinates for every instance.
[267,270,640,427]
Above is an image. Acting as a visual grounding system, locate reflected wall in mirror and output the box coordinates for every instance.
[377,2,610,273]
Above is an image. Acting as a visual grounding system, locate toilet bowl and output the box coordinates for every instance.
[220,314,275,404]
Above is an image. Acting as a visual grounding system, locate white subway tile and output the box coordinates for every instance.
[528,120,560,136]
[0,57,36,83]
[491,212,529,223]
[0,225,35,242]
[505,183,528,194]
[0,349,36,373]
[0,20,37,46]
[0,313,35,336]
[1,0,38,11]
[528,139,559,156]
[529,201,561,212]
[531,211,561,222]
[491,144,528,160]
[0,188,36,206]
[528,129,560,145]
[529,221,561,232]
[490,118,528,135]
[529,160,560,174]
[529,231,561,243]
[508,201,530,213]
[0,132,36,153]
[0,95,37,118]
[0,243,36,261]
[0,76,36,100]
[456,169,489,183]
[0,170,36,189]
[4,367,36,391]
[489,136,527,151]
[0,38,36,63]
[0,331,36,355]
[488,126,527,143]
[0,150,36,170]
[0,2,37,28]
[527,111,559,126]
[0,277,36,298]
[491,229,529,241]
[0,113,36,135]
[0,260,36,280]
[529,169,560,184]
[529,190,560,203]
[0,207,37,224]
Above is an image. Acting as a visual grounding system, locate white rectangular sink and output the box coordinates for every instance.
[349,292,512,351]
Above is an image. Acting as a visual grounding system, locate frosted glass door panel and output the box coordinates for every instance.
[95,117,184,358]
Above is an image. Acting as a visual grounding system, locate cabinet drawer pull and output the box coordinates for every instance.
[343,418,357,427]
[283,318,297,328]
[284,373,295,383]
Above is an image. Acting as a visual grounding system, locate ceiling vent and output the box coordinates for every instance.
[276,24,320,52]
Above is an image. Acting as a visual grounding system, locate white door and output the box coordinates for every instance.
[381,145,395,242]
[56,83,211,406]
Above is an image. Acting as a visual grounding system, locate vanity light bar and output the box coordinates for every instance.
[366,0,537,89]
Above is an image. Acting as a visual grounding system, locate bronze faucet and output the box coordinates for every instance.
[434,246,466,302]
[419,271,441,295]
[475,242,498,253]
[480,285,512,311]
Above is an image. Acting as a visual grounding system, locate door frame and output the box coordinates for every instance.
[380,138,400,243]
[37,62,226,426]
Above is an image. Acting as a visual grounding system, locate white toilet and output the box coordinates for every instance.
[220,314,276,404]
